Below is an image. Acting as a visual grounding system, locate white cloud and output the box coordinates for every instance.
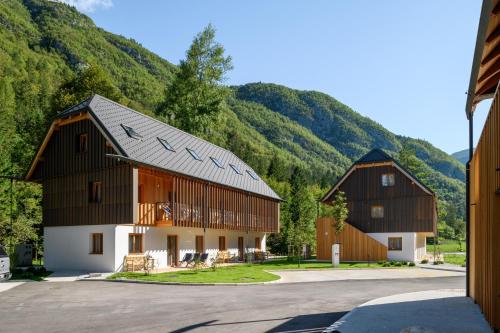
[55,0,113,13]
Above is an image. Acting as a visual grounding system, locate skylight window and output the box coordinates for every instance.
[186,148,202,161]
[158,138,175,152]
[229,164,242,175]
[246,170,259,180]
[121,124,142,140]
[210,157,224,168]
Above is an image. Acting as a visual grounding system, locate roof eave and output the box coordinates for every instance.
[466,0,494,118]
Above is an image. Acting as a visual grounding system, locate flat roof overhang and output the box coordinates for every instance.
[466,0,500,118]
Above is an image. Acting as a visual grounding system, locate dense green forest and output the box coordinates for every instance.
[0,0,465,255]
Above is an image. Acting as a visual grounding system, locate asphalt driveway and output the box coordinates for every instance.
[0,276,464,333]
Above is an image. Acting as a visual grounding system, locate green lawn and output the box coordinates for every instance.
[444,254,466,267]
[427,239,465,253]
[109,259,414,284]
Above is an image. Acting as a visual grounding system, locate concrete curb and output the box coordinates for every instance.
[418,265,466,273]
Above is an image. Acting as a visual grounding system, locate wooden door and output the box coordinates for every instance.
[167,235,178,267]
[238,237,244,261]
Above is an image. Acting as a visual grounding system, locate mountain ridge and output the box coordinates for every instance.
[0,0,465,217]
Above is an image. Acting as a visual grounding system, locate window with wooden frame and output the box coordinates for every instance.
[381,173,395,187]
[255,237,261,251]
[76,133,88,153]
[388,237,402,251]
[90,233,103,254]
[371,205,384,218]
[218,236,226,251]
[195,235,204,253]
[89,181,102,203]
[128,234,143,254]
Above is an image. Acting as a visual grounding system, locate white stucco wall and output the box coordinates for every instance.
[415,233,428,261]
[44,225,117,272]
[45,225,267,272]
[367,232,417,262]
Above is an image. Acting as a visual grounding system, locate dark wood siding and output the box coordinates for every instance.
[35,118,133,226]
[32,119,121,180]
[338,165,435,233]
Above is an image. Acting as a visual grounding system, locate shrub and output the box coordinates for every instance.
[421,259,429,264]
[409,262,416,267]
[433,260,444,265]
[401,261,408,266]
[394,262,402,267]
[382,263,391,267]
[377,260,386,265]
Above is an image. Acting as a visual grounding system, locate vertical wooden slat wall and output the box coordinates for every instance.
[470,86,500,330]
[136,168,279,233]
[316,217,387,261]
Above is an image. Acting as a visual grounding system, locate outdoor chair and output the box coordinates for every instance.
[199,253,209,268]
[179,253,194,267]
[189,253,201,267]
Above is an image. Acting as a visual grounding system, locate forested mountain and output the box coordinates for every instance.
[452,149,469,164]
[0,0,465,229]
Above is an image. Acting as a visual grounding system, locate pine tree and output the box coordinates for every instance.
[157,24,233,135]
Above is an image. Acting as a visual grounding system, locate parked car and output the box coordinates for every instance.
[0,246,11,281]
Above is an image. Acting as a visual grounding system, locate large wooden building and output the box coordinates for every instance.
[26,95,280,272]
[465,0,500,329]
[317,149,437,262]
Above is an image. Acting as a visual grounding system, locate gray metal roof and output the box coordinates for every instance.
[61,95,281,200]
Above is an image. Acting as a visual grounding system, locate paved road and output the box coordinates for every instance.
[0,277,464,333]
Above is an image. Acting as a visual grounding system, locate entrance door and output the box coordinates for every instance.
[167,235,178,267]
[238,237,244,261]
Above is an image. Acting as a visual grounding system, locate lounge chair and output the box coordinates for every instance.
[189,253,201,267]
[199,253,209,268]
[179,253,194,267]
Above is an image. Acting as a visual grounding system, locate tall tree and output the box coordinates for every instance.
[157,24,233,135]
[51,64,123,116]
[330,191,349,235]
[286,167,317,258]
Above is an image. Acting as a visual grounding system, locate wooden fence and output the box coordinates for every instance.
[316,217,387,262]
[469,85,500,330]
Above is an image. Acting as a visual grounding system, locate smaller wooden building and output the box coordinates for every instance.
[317,149,437,262]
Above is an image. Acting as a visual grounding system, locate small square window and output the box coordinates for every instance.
[186,148,202,161]
[158,137,175,152]
[89,181,102,203]
[121,124,143,140]
[246,170,258,180]
[129,234,143,254]
[371,205,384,218]
[90,233,103,254]
[381,173,395,187]
[210,157,224,168]
[229,164,242,175]
[388,237,402,251]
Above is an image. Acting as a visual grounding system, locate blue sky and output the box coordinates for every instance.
[79,0,488,154]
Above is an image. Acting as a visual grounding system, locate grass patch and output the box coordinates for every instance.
[444,254,466,267]
[427,239,465,253]
[108,259,414,284]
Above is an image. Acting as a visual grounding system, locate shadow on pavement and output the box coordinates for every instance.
[169,311,347,333]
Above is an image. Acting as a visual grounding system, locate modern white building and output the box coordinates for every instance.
[26,95,280,272]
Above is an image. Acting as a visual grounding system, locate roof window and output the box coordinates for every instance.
[229,164,242,175]
[186,148,202,161]
[121,124,142,140]
[158,138,175,152]
[210,157,224,168]
[246,170,259,180]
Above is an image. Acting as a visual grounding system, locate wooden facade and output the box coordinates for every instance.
[29,113,280,233]
[31,118,134,227]
[469,85,500,330]
[332,164,436,234]
[316,217,387,261]
[138,167,279,233]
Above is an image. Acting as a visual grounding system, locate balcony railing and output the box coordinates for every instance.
[155,202,173,225]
